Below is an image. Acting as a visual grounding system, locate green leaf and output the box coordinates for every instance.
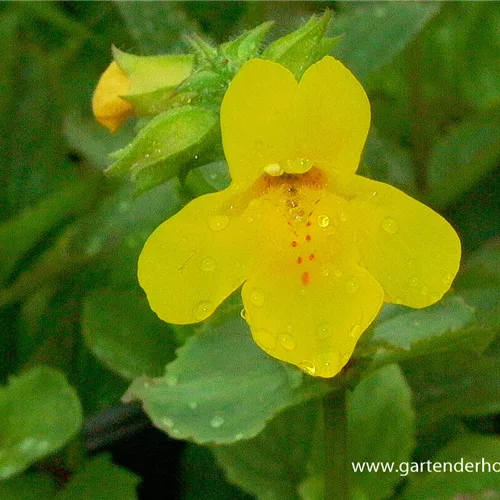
[349,364,415,499]
[332,2,440,81]
[55,454,139,500]
[456,239,500,289]
[404,351,500,424]
[82,290,177,380]
[184,161,231,196]
[427,108,500,207]
[371,295,475,365]
[124,313,302,444]
[0,366,82,479]
[221,21,274,62]
[107,106,218,192]
[262,11,336,79]
[0,473,56,500]
[0,176,100,286]
[403,434,500,499]
[213,401,320,500]
[115,0,195,54]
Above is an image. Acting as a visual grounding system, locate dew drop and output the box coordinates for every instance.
[279,333,296,350]
[372,191,378,197]
[317,351,341,377]
[342,353,351,366]
[254,329,277,350]
[240,308,247,320]
[248,198,262,210]
[250,289,265,307]
[339,211,348,222]
[430,293,439,302]
[409,276,419,287]
[334,268,343,278]
[162,418,174,428]
[264,163,283,176]
[299,360,316,376]
[442,272,453,285]
[420,285,429,296]
[286,324,293,333]
[346,277,359,294]
[317,215,330,228]
[317,323,330,340]
[194,301,214,320]
[381,216,399,234]
[210,416,225,428]
[349,324,361,339]
[208,215,230,231]
[188,401,198,410]
[321,266,330,277]
[394,296,403,304]
[200,257,216,272]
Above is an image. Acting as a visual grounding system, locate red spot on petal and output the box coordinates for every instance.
[306,221,312,227]
[292,241,298,247]
[301,271,310,286]
[309,253,315,261]
[297,257,303,264]
[305,235,312,242]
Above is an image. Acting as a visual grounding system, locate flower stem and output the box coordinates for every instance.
[323,388,350,500]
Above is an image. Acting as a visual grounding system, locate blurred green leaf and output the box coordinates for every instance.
[124,313,302,444]
[403,434,500,499]
[82,290,177,380]
[0,366,82,479]
[349,364,415,499]
[333,2,440,81]
[115,0,195,55]
[427,108,500,207]
[456,239,500,289]
[0,176,100,286]
[213,401,320,500]
[55,454,139,500]
[371,295,475,365]
[405,351,500,425]
[184,161,231,196]
[263,11,336,80]
[0,472,56,500]
[108,106,218,192]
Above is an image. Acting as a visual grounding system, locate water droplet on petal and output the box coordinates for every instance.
[264,163,283,176]
[339,211,348,222]
[317,323,330,340]
[317,215,330,228]
[420,286,429,295]
[408,259,415,268]
[200,257,216,272]
[317,351,341,377]
[372,191,378,197]
[334,268,343,278]
[346,277,359,294]
[394,297,403,304]
[430,292,439,302]
[194,301,214,321]
[349,324,361,339]
[162,418,174,428]
[248,198,262,210]
[342,353,351,366]
[209,215,230,231]
[250,289,264,307]
[409,276,419,287]
[210,416,225,429]
[254,329,276,350]
[322,266,330,277]
[299,360,316,376]
[381,217,399,234]
[188,401,198,410]
[278,333,296,350]
[240,309,247,320]
[442,272,453,285]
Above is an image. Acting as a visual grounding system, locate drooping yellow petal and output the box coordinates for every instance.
[292,56,370,182]
[342,175,461,308]
[92,62,133,132]
[138,186,253,324]
[220,59,297,187]
[241,187,384,378]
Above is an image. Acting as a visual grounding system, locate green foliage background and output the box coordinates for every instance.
[0,2,499,499]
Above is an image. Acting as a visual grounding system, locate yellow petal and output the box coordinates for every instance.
[221,59,297,187]
[343,176,461,308]
[138,186,252,324]
[241,189,384,378]
[92,61,133,132]
[292,56,370,182]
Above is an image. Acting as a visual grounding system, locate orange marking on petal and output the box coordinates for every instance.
[292,240,298,247]
[297,256,303,264]
[309,253,315,261]
[305,235,312,242]
[306,221,312,227]
[301,271,310,286]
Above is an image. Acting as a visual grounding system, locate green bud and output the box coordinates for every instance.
[262,10,339,79]
[220,21,274,63]
[107,106,219,192]
[112,46,194,115]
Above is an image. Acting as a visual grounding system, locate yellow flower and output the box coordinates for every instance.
[92,61,133,132]
[138,57,461,378]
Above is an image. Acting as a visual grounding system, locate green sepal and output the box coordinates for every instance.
[220,21,274,63]
[106,106,219,192]
[112,46,194,115]
[184,33,219,70]
[262,10,338,79]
